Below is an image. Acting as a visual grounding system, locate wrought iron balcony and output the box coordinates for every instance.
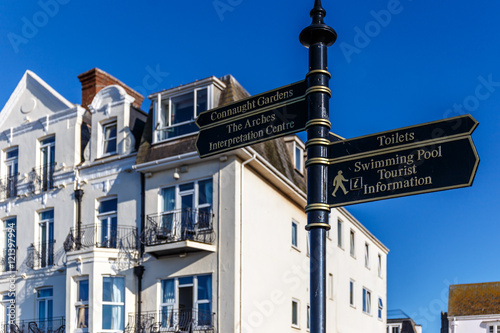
[64,224,138,252]
[26,241,55,269]
[0,316,65,333]
[0,249,16,273]
[28,163,56,193]
[143,209,215,246]
[0,175,19,200]
[126,310,214,333]
[142,209,215,257]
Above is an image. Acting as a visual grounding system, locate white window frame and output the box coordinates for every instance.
[349,280,355,307]
[38,209,54,268]
[362,287,372,315]
[75,277,89,333]
[378,297,383,319]
[291,298,300,328]
[378,254,382,277]
[2,217,16,272]
[153,86,212,143]
[102,275,125,331]
[293,141,305,174]
[291,221,299,250]
[4,147,18,195]
[350,229,356,258]
[97,197,118,248]
[337,219,343,249]
[388,324,402,333]
[36,287,53,326]
[158,179,213,237]
[159,274,213,329]
[100,120,117,157]
[364,242,370,268]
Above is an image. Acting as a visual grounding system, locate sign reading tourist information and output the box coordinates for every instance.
[327,115,479,207]
[196,80,307,158]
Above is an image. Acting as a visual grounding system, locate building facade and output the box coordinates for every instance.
[443,282,500,333]
[0,68,388,333]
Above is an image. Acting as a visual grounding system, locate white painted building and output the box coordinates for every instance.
[444,282,500,333]
[0,68,388,333]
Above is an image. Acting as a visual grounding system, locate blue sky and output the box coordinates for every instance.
[1,0,499,332]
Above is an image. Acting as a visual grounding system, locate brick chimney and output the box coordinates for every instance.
[77,68,144,110]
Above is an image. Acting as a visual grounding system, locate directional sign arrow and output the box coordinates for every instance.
[196,99,307,158]
[196,80,307,128]
[328,114,478,159]
[327,136,479,208]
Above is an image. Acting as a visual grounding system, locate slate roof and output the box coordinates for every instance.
[448,282,500,316]
[387,319,419,333]
[135,75,306,192]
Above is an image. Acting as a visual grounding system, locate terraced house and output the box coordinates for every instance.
[0,68,388,333]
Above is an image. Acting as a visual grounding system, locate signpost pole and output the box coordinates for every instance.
[300,1,337,333]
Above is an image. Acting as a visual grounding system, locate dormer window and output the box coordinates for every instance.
[155,87,208,142]
[101,121,117,157]
[294,141,305,173]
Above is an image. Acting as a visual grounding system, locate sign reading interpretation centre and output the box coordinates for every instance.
[196,80,307,158]
[327,115,479,207]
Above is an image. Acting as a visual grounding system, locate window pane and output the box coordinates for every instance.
[162,279,175,304]
[178,276,193,285]
[337,220,342,247]
[40,210,54,220]
[198,179,213,205]
[37,288,53,298]
[102,305,124,330]
[179,183,194,192]
[292,301,298,326]
[77,306,88,328]
[198,303,212,325]
[99,198,117,214]
[172,93,194,124]
[78,280,89,302]
[6,149,18,159]
[40,136,55,145]
[196,89,208,114]
[161,187,176,212]
[197,275,212,301]
[295,146,301,170]
[292,223,297,247]
[102,277,124,302]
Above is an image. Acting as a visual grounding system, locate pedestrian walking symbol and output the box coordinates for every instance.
[332,170,349,197]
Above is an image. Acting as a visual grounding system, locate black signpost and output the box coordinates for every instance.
[194,1,479,332]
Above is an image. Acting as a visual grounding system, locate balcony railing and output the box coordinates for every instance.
[142,209,215,247]
[126,310,214,333]
[0,316,65,333]
[28,163,56,193]
[0,175,19,200]
[26,241,55,269]
[64,224,138,252]
[0,249,16,273]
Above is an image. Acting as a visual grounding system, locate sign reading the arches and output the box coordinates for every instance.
[327,136,479,208]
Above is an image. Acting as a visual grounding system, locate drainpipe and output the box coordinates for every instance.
[239,153,256,332]
[74,188,84,250]
[134,265,145,331]
[140,173,145,256]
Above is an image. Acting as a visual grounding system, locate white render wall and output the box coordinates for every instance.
[448,315,500,333]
